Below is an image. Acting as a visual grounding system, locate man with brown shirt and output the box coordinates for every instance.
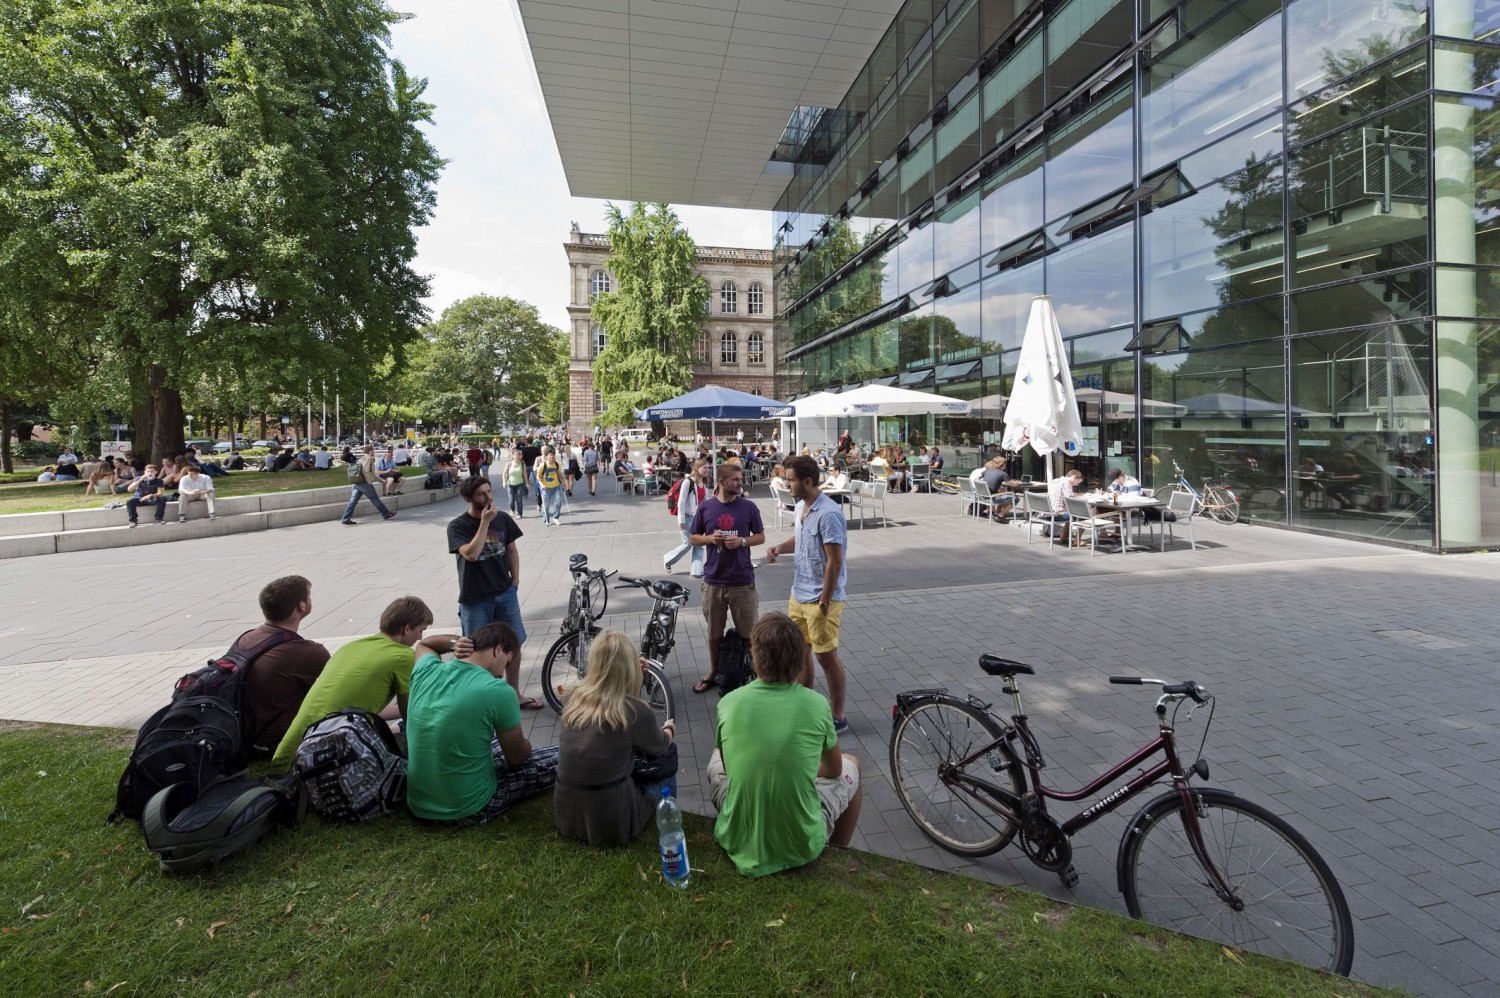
[237,576,331,757]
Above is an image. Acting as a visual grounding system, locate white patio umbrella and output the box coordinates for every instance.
[1001,296,1083,481]
[834,383,971,450]
[1073,388,1184,419]
[789,391,849,454]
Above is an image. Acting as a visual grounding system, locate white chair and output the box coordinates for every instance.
[1163,488,1197,549]
[1019,490,1062,550]
[867,480,889,528]
[846,480,869,529]
[1064,496,1115,555]
[769,480,796,529]
[957,477,977,515]
[907,463,931,493]
[973,480,998,520]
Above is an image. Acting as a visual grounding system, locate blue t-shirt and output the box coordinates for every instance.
[791,492,847,603]
[691,495,764,587]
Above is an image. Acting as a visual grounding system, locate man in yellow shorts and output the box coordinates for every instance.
[766,454,850,733]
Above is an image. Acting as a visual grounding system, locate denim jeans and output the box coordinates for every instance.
[663,527,703,575]
[508,482,527,517]
[341,483,391,522]
[458,584,526,644]
[527,470,540,506]
[542,486,564,522]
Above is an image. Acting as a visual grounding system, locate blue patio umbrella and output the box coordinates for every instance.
[642,384,792,444]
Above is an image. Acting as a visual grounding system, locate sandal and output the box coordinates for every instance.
[518,696,545,710]
[692,676,719,694]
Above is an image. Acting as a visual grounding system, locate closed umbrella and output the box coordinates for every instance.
[1001,296,1082,482]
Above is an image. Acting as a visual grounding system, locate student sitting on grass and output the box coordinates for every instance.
[270,597,462,768]
[405,622,559,825]
[554,632,675,847]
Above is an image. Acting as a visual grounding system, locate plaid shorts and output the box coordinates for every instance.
[455,743,560,826]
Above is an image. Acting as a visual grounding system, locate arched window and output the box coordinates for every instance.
[695,330,710,362]
[747,330,765,365]
[593,391,603,414]
[720,281,738,313]
[747,282,765,314]
[590,270,611,299]
[720,330,738,365]
[592,326,607,357]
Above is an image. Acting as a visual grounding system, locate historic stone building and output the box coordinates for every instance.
[565,222,777,437]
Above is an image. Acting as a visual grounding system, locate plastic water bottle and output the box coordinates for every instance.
[656,787,690,889]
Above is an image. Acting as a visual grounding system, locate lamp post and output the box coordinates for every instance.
[321,380,327,444]
[69,423,78,450]
[186,414,193,441]
[306,378,313,445]
[335,371,341,444]
[362,388,367,444]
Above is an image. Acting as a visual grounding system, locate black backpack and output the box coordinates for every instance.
[172,629,299,716]
[142,775,306,874]
[716,628,753,695]
[109,696,245,824]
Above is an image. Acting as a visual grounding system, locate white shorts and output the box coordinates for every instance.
[707,748,859,841]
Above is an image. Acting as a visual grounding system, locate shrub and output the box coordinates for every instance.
[14,439,63,462]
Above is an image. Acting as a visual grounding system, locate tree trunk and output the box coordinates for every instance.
[1,400,13,474]
[129,363,185,462]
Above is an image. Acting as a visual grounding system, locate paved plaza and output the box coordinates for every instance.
[2,481,1497,995]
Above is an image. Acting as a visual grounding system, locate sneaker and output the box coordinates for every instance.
[343,519,359,525]
[833,717,851,735]
[178,516,187,523]
[663,554,673,573]
[382,512,397,521]
[208,513,216,520]
[128,522,138,528]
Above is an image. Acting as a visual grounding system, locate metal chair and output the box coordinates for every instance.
[1163,488,1197,549]
[1019,490,1062,550]
[1064,495,1116,556]
[769,479,796,529]
[846,480,869,529]
[958,476,978,515]
[907,464,931,493]
[867,480,889,528]
[973,480,999,520]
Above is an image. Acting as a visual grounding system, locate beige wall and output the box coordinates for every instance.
[564,226,781,437]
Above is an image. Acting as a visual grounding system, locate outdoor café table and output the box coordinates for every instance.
[1083,492,1162,552]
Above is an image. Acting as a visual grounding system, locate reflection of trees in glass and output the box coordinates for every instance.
[792,217,887,342]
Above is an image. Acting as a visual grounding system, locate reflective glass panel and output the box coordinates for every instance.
[936,93,981,189]
[981,30,1044,149]
[981,147,1044,250]
[1045,83,1134,222]
[1046,222,1135,333]
[933,188,982,277]
[1047,0,1133,99]
[898,218,937,297]
[935,281,985,361]
[1286,0,1430,102]
[1293,268,1430,334]
[981,258,1043,354]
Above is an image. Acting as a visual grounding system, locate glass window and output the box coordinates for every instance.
[981,147,1044,251]
[1289,323,1433,544]
[936,94,981,189]
[1292,268,1430,334]
[899,304,935,368]
[896,52,934,140]
[1285,0,1430,103]
[1142,162,1285,321]
[1288,100,1429,289]
[747,282,765,314]
[1176,116,1285,192]
[1141,298,1286,354]
[1433,95,1500,267]
[593,391,603,413]
[934,0,982,99]
[1140,0,1282,174]
[1044,83,1133,223]
[696,330,710,362]
[897,217,937,298]
[933,188,983,280]
[981,30,1044,150]
[981,258,1043,354]
[747,331,766,365]
[1047,0,1133,100]
[900,135,934,217]
[721,331,739,365]
[934,281,984,361]
[721,281,738,313]
[590,270,611,298]
[591,326,607,357]
[1046,221,1135,334]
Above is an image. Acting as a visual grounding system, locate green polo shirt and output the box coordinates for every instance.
[405,653,522,820]
[271,633,414,768]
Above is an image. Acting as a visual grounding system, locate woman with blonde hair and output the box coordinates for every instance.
[555,631,676,846]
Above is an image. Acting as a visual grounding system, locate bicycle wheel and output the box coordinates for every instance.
[640,660,675,724]
[889,698,1024,856]
[586,572,608,621]
[1119,788,1353,976]
[1204,485,1241,524]
[541,628,591,714]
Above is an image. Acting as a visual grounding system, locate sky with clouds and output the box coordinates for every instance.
[386,1,774,332]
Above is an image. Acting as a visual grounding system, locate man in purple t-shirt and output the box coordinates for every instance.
[690,462,766,692]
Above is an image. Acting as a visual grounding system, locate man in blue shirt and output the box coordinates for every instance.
[766,455,851,733]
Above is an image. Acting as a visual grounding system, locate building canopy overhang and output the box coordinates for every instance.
[516,0,904,210]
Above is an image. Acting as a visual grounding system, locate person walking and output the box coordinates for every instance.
[689,462,765,693]
[341,444,397,525]
[767,455,851,733]
[504,447,528,518]
[663,463,708,578]
[535,445,565,526]
[581,439,600,496]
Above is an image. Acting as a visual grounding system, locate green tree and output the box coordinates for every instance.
[406,296,566,430]
[590,203,708,426]
[0,0,442,463]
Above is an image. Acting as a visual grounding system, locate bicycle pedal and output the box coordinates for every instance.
[1058,865,1079,889]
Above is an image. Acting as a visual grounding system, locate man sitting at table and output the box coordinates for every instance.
[979,456,1020,521]
[1111,467,1175,523]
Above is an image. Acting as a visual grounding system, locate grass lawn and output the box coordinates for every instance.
[0,723,1396,997]
[0,469,354,517]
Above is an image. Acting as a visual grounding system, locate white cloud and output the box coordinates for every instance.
[389,1,774,331]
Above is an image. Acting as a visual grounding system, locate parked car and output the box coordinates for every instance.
[184,439,215,451]
[212,441,234,452]
[251,439,276,449]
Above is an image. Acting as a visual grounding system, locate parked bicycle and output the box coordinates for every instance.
[888,658,1353,975]
[540,567,679,724]
[930,473,962,495]
[560,552,610,634]
[1155,460,1241,524]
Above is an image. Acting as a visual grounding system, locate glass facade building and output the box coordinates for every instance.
[772,0,1500,550]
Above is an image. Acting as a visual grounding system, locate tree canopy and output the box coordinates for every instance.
[403,296,566,430]
[0,0,442,463]
[589,203,708,425]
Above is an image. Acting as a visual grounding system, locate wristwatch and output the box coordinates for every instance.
[449,638,458,651]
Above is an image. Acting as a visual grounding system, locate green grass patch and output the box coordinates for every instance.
[0,723,1396,996]
[0,469,355,516]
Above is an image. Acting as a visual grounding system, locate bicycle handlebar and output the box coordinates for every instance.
[1109,676,1209,703]
[614,575,654,590]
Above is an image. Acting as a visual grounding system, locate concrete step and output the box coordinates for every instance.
[0,485,460,559]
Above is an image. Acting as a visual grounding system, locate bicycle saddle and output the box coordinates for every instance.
[650,580,688,600]
[979,655,1034,678]
[568,553,588,570]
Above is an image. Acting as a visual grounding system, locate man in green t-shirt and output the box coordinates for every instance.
[708,612,863,877]
[406,622,559,823]
[271,596,463,768]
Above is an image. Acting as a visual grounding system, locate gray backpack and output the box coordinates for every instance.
[141,775,304,874]
[293,709,406,821]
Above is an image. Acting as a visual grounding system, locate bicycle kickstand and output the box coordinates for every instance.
[1057,864,1079,889]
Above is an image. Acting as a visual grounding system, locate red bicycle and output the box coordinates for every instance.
[888,657,1354,975]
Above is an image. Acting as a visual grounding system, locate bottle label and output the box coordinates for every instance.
[661,841,687,879]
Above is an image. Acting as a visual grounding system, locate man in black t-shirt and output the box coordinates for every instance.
[446,475,541,708]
